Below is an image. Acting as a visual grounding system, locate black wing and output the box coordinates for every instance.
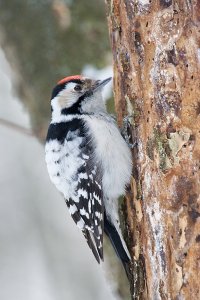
[65,127,104,263]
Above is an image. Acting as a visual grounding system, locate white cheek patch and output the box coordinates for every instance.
[58,92,77,109]
[51,84,79,114]
[58,84,78,108]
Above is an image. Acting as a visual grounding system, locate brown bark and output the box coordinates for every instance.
[106,1,200,299]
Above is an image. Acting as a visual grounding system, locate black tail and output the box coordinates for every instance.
[104,213,130,264]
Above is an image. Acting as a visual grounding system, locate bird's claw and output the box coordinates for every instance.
[121,115,136,149]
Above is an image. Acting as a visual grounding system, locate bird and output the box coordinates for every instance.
[45,75,132,265]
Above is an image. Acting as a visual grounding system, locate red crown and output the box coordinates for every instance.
[57,75,82,85]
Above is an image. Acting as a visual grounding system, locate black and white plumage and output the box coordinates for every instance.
[45,75,132,264]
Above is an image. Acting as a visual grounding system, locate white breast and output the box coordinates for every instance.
[84,115,132,200]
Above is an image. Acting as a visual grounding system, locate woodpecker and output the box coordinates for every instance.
[45,75,132,265]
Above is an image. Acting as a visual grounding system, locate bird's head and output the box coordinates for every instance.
[50,75,112,120]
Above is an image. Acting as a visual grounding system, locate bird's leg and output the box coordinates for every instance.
[121,115,136,149]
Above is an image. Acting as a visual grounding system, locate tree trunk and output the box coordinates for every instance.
[105,1,200,299]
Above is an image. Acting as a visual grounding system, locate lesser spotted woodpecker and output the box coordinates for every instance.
[45,75,132,265]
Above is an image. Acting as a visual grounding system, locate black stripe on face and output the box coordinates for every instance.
[60,90,93,115]
[51,79,83,99]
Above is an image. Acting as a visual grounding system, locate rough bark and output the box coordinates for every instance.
[106,1,200,299]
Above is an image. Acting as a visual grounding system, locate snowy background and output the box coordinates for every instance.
[0,48,116,300]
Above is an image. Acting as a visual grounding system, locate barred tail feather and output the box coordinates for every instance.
[83,230,101,263]
[93,225,104,261]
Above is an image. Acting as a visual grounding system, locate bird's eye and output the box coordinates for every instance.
[74,85,82,91]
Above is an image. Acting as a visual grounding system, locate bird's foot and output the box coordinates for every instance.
[121,115,136,149]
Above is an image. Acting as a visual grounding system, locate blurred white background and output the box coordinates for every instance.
[0,48,116,300]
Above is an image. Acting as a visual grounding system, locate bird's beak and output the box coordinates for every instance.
[92,77,112,92]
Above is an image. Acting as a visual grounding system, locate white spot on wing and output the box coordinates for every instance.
[89,174,93,180]
[78,188,88,199]
[76,219,85,229]
[95,180,101,189]
[95,211,101,219]
[88,201,91,213]
[78,173,88,180]
[80,208,89,219]
[68,204,77,215]
[93,192,101,204]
